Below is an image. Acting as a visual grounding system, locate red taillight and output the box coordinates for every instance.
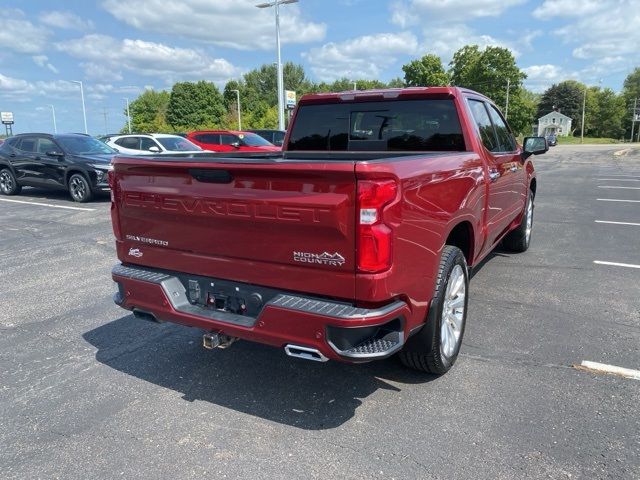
[357,179,398,273]
[108,170,122,239]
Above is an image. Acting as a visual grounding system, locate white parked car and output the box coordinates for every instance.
[103,134,206,155]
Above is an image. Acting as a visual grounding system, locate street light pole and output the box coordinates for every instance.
[256,0,299,131]
[71,80,88,134]
[48,104,57,134]
[580,86,587,144]
[124,98,131,134]
[631,98,637,143]
[230,89,241,130]
[504,78,510,119]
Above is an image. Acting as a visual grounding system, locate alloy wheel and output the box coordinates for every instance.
[440,264,466,358]
[70,176,87,201]
[0,171,13,194]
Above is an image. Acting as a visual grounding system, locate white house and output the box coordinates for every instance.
[537,111,572,137]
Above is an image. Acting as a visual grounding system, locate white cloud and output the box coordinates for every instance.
[56,34,243,83]
[39,10,94,30]
[391,0,526,27]
[32,55,60,74]
[420,24,520,62]
[522,64,578,92]
[0,73,34,96]
[81,62,124,82]
[533,1,640,70]
[532,0,602,19]
[303,32,419,81]
[0,9,50,53]
[102,0,326,50]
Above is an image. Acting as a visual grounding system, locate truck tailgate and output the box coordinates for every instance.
[111,157,357,300]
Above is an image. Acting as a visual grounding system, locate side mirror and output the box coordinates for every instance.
[231,141,240,148]
[522,137,548,158]
[148,146,161,153]
[46,150,64,158]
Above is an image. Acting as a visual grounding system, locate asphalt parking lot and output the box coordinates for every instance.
[1,145,639,479]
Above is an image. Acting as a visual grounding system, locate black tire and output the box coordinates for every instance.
[68,173,93,203]
[503,190,534,252]
[399,245,469,375]
[0,168,21,195]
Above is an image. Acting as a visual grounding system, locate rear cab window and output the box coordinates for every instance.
[287,99,465,152]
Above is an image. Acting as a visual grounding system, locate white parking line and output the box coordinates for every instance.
[0,197,95,211]
[598,186,640,190]
[596,178,640,182]
[576,361,640,381]
[594,260,640,269]
[597,198,640,203]
[595,220,640,226]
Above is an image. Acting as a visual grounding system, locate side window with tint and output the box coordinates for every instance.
[116,137,140,150]
[139,137,157,151]
[37,138,57,154]
[196,134,219,144]
[487,106,516,152]
[220,134,237,145]
[468,100,498,152]
[18,137,37,152]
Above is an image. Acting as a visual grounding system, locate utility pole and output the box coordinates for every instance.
[505,78,510,119]
[580,86,587,144]
[631,98,637,143]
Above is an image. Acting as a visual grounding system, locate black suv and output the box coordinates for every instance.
[0,133,115,202]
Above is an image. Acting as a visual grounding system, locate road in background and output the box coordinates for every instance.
[1,145,639,479]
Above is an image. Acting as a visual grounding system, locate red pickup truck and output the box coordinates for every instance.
[110,87,547,375]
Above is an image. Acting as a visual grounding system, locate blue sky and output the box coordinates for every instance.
[1,0,638,134]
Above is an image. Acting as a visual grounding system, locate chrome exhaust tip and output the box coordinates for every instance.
[284,344,329,362]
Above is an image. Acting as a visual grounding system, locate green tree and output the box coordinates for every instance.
[622,67,640,100]
[125,89,171,133]
[506,90,537,136]
[592,88,626,139]
[449,45,526,111]
[536,80,585,135]
[622,68,640,140]
[166,81,225,130]
[402,54,449,86]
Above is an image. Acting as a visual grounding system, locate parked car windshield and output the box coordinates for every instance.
[157,137,202,151]
[239,133,274,147]
[287,99,465,152]
[57,136,116,155]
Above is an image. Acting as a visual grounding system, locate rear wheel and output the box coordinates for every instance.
[0,168,21,195]
[399,245,469,374]
[68,173,93,203]
[503,190,533,252]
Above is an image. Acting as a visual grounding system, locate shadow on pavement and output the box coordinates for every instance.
[18,187,110,204]
[83,314,439,430]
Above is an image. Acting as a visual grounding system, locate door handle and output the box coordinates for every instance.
[489,169,500,182]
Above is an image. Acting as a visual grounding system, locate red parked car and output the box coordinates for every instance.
[187,130,281,153]
[110,87,547,375]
